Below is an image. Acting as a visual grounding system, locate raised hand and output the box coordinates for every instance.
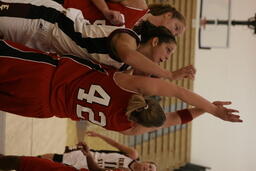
[212,101,243,122]
[172,65,196,80]
[77,142,91,156]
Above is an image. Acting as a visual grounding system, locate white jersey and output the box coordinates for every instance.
[63,150,136,170]
[0,0,140,69]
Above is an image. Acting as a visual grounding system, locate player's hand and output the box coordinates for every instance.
[77,142,91,156]
[171,65,196,80]
[212,101,243,122]
[102,9,124,26]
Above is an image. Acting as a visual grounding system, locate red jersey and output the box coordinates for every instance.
[19,156,123,171]
[63,0,148,28]
[0,40,135,131]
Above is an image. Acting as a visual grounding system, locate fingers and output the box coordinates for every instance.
[77,142,90,152]
[213,101,232,106]
[226,114,243,122]
[86,131,99,137]
[227,108,239,113]
[183,65,196,79]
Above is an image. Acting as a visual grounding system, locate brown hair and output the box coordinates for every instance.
[126,95,166,127]
[133,21,176,44]
[148,3,186,25]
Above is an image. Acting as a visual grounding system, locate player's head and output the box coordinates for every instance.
[132,161,157,171]
[126,95,166,127]
[133,21,177,64]
[148,3,186,36]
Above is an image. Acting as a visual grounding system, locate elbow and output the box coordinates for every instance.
[120,53,131,64]
[128,150,139,160]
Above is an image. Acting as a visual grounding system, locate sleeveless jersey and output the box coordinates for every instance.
[0,40,136,131]
[62,150,135,169]
[63,0,148,28]
[0,0,140,69]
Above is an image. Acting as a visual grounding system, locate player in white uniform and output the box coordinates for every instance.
[40,131,157,171]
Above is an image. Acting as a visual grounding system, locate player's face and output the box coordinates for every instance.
[161,15,185,36]
[134,162,157,171]
[151,41,177,64]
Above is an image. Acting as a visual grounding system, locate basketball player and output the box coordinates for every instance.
[57,0,186,37]
[0,142,125,171]
[40,131,157,170]
[0,40,242,134]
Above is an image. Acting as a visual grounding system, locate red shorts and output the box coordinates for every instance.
[18,157,88,171]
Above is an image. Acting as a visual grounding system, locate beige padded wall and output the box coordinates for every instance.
[0,113,68,156]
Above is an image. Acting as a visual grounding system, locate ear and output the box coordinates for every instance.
[163,12,173,19]
[151,37,159,47]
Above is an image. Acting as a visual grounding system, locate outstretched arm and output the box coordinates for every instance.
[86,131,138,159]
[134,75,238,117]
[117,73,240,120]
[121,101,242,135]
[89,0,124,26]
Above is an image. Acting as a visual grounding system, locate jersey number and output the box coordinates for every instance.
[76,85,110,126]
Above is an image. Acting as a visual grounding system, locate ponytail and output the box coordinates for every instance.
[126,95,166,127]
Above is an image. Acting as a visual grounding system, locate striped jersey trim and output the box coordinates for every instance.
[0,40,58,66]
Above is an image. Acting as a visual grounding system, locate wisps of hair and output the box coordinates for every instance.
[148,3,186,24]
[133,21,176,44]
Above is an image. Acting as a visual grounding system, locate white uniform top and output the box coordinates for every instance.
[63,150,136,169]
[0,0,140,69]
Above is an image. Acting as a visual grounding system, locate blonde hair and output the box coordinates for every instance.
[126,95,166,127]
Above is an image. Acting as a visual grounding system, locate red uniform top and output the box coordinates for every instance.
[0,40,135,131]
[63,0,148,28]
[19,156,123,171]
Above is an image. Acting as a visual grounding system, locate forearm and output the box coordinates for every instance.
[152,80,217,115]
[90,0,110,14]
[96,134,123,149]
[96,134,137,158]
[176,87,217,115]
[86,153,105,171]
[164,108,205,127]
[123,50,172,79]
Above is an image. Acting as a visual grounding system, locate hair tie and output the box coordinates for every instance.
[144,104,149,110]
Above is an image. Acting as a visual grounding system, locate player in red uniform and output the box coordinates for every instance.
[0,142,124,171]
[57,0,185,36]
[62,0,148,28]
[0,40,242,134]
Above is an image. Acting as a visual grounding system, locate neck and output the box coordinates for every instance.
[137,44,151,59]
